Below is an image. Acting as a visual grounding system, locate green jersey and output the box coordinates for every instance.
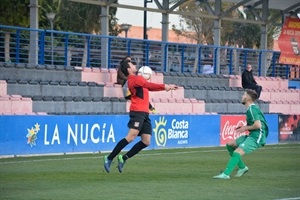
[246,103,269,145]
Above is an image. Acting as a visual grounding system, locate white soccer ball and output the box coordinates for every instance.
[138,66,152,80]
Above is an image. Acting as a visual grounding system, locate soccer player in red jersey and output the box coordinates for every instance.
[104,60,178,173]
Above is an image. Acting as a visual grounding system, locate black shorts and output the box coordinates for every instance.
[127,111,152,136]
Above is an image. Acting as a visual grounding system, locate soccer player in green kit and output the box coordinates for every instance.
[213,89,269,179]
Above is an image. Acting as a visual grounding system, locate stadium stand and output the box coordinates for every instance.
[1,61,299,115]
[0,63,205,114]
[227,75,300,114]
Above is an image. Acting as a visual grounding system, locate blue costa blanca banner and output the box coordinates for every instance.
[151,115,220,148]
[0,115,221,156]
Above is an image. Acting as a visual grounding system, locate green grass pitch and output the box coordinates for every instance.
[0,144,299,200]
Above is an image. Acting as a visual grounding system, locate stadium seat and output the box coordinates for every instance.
[99,68,111,83]
[0,80,7,95]
[227,75,242,87]
[0,95,11,113]
[149,90,172,99]
[109,68,117,83]
[191,99,205,114]
[150,72,164,84]
[290,103,300,114]
[103,83,124,98]
[81,67,102,83]
[171,86,184,99]
[269,102,290,114]
[259,90,271,102]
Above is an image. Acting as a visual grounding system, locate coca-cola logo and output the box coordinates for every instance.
[221,120,247,140]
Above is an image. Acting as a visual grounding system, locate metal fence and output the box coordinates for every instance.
[0,25,298,79]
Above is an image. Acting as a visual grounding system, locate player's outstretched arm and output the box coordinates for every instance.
[164,84,178,91]
[137,76,178,92]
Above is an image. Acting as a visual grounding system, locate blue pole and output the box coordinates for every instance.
[181,45,185,73]
[244,50,248,69]
[164,43,168,72]
[108,38,112,68]
[271,52,276,77]
[16,29,20,63]
[258,52,262,76]
[229,49,233,75]
[40,31,45,65]
[87,36,91,67]
[127,40,131,56]
[64,34,68,66]
[285,64,289,79]
[198,46,202,73]
[214,47,218,74]
[146,41,150,66]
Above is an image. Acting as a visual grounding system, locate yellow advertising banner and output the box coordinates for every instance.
[278,17,300,65]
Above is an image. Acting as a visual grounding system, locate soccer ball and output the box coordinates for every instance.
[138,66,152,80]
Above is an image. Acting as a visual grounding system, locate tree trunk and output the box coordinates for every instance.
[67,49,72,67]
[193,47,199,73]
[4,32,11,62]
[81,38,88,67]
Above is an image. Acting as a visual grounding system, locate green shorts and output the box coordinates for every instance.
[236,135,262,154]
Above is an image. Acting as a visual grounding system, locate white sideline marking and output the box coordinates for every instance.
[273,197,300,200]
[0,145,299,165]
[0,149,225,165]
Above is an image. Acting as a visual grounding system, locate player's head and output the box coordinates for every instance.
[120,60,137,76]
[242,89,258,105]
[120,55,131,64]
[246,64,252,72]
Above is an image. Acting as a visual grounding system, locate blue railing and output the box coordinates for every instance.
[0,24,292,78]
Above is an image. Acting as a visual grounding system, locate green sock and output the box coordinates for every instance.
[238,157,246,169]
[226,144,234,156]
[226,144,246,169]
[223,152,241,176]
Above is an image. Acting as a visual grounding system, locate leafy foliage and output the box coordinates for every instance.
[39,0,61,30]
[172,0,214,44]
[57,0,119,35]
[0,0,119,35]
[0,0,30,27]
[58,0,101,34]
[224,22,261,48]
[171,0,279,49]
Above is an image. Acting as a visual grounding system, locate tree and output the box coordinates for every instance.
[0,0,30,27]
[58,0,118,35]
[0,0,119,65]
[171,0,235,72]
[0,0,61,63]
[0,0,30,62]
[57,0,119,67]
[172,0,214,45]
[39,0,61,30]
[224,22,261,48]
[170,1,282,74]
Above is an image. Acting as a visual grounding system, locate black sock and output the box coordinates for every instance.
[125,95,131,100]
[123,141,147,161]
[149,103,153,109]
[107,138,129,160]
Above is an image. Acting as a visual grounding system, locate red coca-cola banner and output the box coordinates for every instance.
[220,115,249,145]
[278,17,300,65]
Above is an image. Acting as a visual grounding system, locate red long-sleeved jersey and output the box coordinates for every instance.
[127,74,165,112]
